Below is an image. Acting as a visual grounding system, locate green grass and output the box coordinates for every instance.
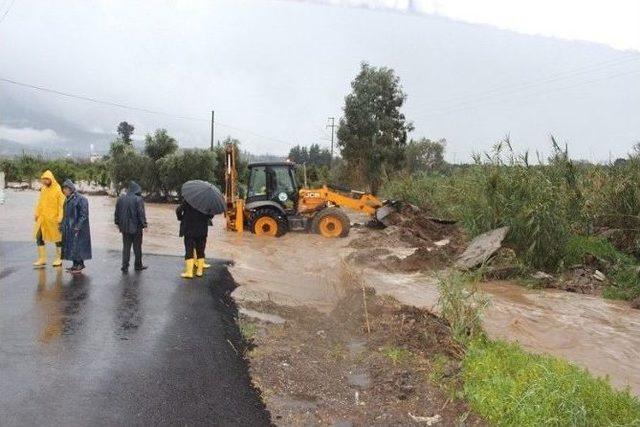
[381,346,412,365]
[239,321,258,341]
[462,338,640,426]
[563,235,634,266]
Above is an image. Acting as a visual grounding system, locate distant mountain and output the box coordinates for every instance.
[0,91,113,158]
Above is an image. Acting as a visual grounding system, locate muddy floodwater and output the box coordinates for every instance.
[2,189,639,395]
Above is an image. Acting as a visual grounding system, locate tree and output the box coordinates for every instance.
[109,139,134,157]
[16,154,42,188]
[117,121,135,144]
[337,62,413,194]
[288,145,309,164]
[158,149,216,196]
[288,144,331,167]
[404,138,446,173]
[144,129,178,161]
[308,144,331,167]
[45,158,80,183]
[109,151,150,194]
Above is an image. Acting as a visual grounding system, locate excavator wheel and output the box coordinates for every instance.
[251,208,288,237]
[311,207,350,238]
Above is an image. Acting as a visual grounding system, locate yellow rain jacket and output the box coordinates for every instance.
[34,170,65,242]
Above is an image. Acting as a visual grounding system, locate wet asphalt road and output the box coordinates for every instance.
[0,241,271,426]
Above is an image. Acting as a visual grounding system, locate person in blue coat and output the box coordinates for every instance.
[60,179,92,273]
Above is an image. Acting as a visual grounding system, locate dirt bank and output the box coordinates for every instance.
[241,287,483,425]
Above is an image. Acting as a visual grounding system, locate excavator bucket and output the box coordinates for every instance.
[375,201,400,227]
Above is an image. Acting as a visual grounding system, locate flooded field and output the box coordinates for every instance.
[2,189,639,395]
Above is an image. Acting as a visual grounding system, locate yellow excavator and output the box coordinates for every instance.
[224,143,397,237]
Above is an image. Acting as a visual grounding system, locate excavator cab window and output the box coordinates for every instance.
[247,166,267,199]
[246,164,298,211]
[269,165,298,210]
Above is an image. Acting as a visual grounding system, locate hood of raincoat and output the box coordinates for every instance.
[40,170,60,189]
[62,179,76,193]
[128,181,142,196]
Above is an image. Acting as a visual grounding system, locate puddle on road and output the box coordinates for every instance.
[347,371,371,389]
[3,189,640,395]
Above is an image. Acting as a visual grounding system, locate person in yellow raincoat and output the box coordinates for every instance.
[33,170,65,267]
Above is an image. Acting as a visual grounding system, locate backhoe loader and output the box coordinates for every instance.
[224,143,397,238]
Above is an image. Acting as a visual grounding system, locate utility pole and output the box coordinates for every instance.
[210,110,215,151]
[326,117,336,163]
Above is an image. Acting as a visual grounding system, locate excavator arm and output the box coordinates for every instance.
[299,185,395,223]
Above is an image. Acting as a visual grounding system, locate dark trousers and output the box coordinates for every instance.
[122,232,143,269]
[184,236,205,259]
[36,229,61,247]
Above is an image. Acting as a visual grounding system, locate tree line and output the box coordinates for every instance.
[1,122,236,200]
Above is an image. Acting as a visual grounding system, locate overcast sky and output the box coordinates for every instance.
[1,0,639,161]
[313,0,640,51]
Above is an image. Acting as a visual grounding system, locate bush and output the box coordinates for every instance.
[44,158,80,184]
[437,272,487,344]
[158,149,216,197]
[384,140,575,270]
[462,338,640,426]
[109,150,150,194]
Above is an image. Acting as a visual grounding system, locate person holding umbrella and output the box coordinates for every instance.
[176,180,225,279]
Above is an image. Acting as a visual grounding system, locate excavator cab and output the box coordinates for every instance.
[246,163,299,213]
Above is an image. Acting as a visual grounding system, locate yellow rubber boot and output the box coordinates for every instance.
[180,259,195,279]
[196,259,205,277]
[52,247,62,267]
[33,246,47,267]
[193,250,210,269]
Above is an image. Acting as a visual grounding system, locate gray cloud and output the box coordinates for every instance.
[0,0,639,161]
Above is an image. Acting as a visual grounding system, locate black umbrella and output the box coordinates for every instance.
[181,180,226,216]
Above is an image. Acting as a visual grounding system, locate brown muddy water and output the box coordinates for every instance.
[2,189,639,395]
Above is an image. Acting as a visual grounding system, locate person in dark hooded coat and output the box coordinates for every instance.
[60,179,92,273]
[115,181,148,272]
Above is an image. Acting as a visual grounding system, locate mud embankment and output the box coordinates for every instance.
[241,288,483,425]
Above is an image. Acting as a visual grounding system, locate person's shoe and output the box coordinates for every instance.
[134,265,148,271]
[52,247,63,267]
[196,259,205,277]
[180,259,194,279]
[69,265,84,274]
[33,246,47,267]
[202,259,211,269]
[121,266,129,273]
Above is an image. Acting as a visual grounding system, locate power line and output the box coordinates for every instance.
[0,76,294,148]
[421,54,640,114]
[0,0,16,24]
[421,67,640,118]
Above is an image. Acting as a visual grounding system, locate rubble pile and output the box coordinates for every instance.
[554,267,608,294]
[347,204,465,272]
